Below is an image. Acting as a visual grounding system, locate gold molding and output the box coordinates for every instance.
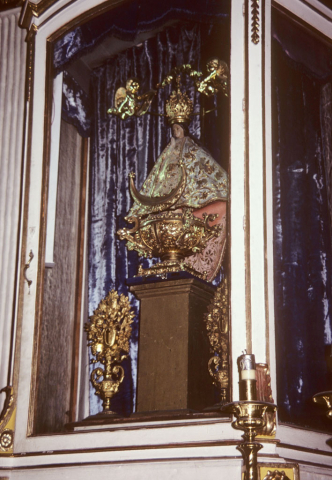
[26,23,37,102]
[251,0,260,44]
[0,387,15,455]
[20,0,57,29]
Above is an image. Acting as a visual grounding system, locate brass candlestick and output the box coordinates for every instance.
[222,400,277,480]
[85,290,135,415]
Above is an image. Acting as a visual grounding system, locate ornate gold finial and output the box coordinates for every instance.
[85,290,135,415]
[165,77,193,125]
[204,278,229,403]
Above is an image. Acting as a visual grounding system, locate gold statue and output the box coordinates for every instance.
[118,77,228,281]
[108,78,156,120]
[85,290,134,415]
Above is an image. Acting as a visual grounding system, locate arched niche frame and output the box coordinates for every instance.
[11,0,332,469]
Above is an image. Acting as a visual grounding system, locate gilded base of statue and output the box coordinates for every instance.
[137,257,207,280]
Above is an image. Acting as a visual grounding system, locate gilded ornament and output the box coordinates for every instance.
[258,464,299,480]
[263,471,291,480]
[0,386,15,454]
[195,58,229,97]
[85,290,134,415]
[165,83,193,125]
[118,209,222,280]
[204,279,229,403]
[115,58,228,280]
[251,0,260,45]
[0,429,13,452]
[313,390,332,418]
[108,78,156,120]
[107,58,229,120]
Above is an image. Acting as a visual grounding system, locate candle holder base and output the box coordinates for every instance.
[221,401,277,480]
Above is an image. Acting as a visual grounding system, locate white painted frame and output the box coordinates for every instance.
[11,0,332,472]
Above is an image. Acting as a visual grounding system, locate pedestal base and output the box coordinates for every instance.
[130,277,215,412]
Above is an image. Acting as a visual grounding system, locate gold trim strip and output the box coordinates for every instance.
[20,0,58,29]
[251,0,260,44]
[244,0,252,353]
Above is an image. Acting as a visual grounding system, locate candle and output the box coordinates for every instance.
[238,351,257,400]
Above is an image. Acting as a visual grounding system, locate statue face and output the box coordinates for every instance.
[172,124,185,139]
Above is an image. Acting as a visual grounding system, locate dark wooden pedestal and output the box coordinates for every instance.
[130,277,216,413]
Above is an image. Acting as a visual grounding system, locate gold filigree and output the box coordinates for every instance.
[117,209,222,279]
[204,279,229,403]
[165,82,193,125]
[85,291,134,415]
[251,0,260,45]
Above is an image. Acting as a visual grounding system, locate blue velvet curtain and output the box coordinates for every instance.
[88,22,229,416]
[53,0,229,74]
[62,72,91,137]
[272,11,332,430]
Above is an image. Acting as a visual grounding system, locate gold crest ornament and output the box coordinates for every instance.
[85,290,135,415]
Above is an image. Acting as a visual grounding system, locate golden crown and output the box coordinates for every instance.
[165,88,193,125]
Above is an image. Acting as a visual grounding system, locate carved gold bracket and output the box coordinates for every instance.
[204,278,230,403]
